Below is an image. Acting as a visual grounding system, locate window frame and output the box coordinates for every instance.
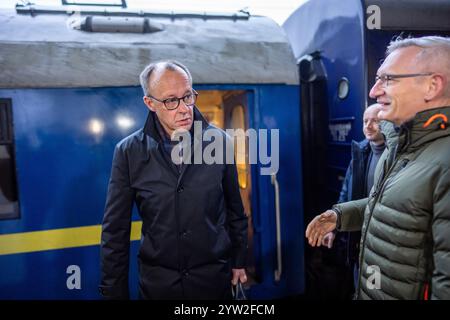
[0,98,20,220]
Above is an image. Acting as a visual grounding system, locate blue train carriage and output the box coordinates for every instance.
[283,0,450,222]
[0,3,304,299]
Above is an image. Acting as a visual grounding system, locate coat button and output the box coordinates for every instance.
[180,230,188,237]
[177,186,184,193]
[183,270,190,277]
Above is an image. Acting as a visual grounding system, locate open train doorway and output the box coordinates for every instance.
[195,90,256,286]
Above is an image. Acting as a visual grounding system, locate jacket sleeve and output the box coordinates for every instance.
[99,143,135,299]
[333,197,368,232]
[338,161,352,204]
[431,168,450,300]
[222,162,248,269]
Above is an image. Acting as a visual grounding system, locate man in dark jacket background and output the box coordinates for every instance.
[99,60,248,299]
[321,104,385,299]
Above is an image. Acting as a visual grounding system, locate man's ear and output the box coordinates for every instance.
[424,74,446,102]
[143,96,156,112]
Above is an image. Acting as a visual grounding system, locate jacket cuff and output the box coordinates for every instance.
[332,198,368,232]
[331,207,342,231]
[231,246,247,269]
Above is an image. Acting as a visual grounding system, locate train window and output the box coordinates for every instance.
[0,99,20,220]
[338,77,350,99]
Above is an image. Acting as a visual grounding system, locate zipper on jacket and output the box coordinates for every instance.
[357,127,412,298]
[423,283,429,300]
[356,153,402,298]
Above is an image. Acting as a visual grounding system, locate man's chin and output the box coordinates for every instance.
[177,123,193,132]
[378,111,391,122]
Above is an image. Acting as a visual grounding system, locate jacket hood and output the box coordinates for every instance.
[380,120,398,146]
[399,106,450,152]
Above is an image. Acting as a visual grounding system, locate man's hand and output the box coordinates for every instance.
[305,210,337,247]
[231,268,247,285]
[322,232,336,249]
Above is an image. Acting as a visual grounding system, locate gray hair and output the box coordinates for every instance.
[139,60,193,96]
[364,103,380,115]
[386,36,450,96]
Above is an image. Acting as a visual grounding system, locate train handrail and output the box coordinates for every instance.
[271,173,282,282]
[15,4,250,20]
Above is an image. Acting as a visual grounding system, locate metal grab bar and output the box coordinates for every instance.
[271,174,282,282]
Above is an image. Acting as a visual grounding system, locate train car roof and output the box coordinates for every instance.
[0,6,299,88]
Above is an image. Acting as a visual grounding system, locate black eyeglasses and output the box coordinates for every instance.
[147,90,198,110]
[375,73,433,87]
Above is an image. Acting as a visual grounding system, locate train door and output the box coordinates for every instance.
[297,53,330,220]
[297,50,364,299]
[196,87,305,299]
[222,92,256,287]
[195,90,256,286]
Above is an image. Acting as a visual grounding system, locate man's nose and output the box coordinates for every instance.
[178,100,190,113]
[369,81,384,99]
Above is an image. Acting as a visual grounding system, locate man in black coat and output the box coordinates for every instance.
[321,104,385,298]
[99,60,248,300]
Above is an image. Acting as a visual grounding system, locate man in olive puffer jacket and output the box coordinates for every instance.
[306,36,450,300]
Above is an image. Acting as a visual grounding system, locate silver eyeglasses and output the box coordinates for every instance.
[375,73,433,87]
[147,90,198,110]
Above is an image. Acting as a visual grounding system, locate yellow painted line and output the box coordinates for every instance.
[0,221,142,256]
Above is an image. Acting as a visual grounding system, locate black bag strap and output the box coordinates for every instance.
[231,281,247,300]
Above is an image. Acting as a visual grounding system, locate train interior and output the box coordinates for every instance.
[194,89,257,287]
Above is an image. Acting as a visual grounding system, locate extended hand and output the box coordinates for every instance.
[305,210,337,247]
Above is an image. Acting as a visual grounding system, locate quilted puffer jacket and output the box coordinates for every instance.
[335,106,450,300]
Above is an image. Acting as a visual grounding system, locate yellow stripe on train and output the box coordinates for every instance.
[0,221,142,255]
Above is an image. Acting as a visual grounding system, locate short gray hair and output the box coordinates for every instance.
[386,35,450,56]
[139,60,193,96]
[386,36,450,96]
